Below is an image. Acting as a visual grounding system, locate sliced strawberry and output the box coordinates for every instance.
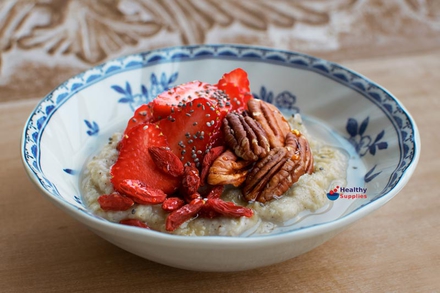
[157,98,223,168]
[123,103,155,135]
[152,81,231,120]
[111,123,180,195]
[216,68,253,111]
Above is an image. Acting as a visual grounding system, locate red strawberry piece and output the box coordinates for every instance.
[111,123,180,195]
[123,104,155,135]
[152,81,232,120]
[216,68,253,111]
[156,98,223,167]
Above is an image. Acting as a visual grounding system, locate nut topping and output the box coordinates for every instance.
[207,150,253,187]
[207,99,314,204]
[247,99,291,148]
[223,112,270,161]
[242,132,314,203]
[242,146,290,202]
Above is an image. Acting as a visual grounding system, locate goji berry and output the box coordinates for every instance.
[97,193,134,211]
[200,146,225,185]
[206,185,224,200]
[165,198,204,231]
[183,192,201,204]
[205,198,253,218]
[120,219,149,229]
[148,146,184,177]
[119,179,167,204]
[199,205,220,219]
[181,164,200,200]
[162,197,185,212]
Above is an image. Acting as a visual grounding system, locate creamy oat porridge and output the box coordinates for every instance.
[82,115,347,236]
[81,69,348,236]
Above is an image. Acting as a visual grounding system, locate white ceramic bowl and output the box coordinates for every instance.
[21,45,420,271]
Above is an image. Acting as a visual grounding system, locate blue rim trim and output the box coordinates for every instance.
[22,44,418,234]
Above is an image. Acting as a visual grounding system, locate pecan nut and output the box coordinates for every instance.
[247,99,291,148]
[286,130,314,176]
[242,131,314,203]
[223,112,270,161]
[207,150,253,187]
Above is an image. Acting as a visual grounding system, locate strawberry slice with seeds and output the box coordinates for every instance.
[157,98,223,168]
[217,68,253,111]
[111,123,180,195]
[123,104,155,135]
[152,81,231,120]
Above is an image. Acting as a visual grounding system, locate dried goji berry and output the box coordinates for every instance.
[165,198,204,231]
[119,179,167,204]
[205,198,253,218]
[200,146,225,185]
[148,146,184,177]
[97,193,134,211]
[181,164,200,200]
[187,192,202,201]
[206,185,224,200]
[120,219,149,229]
[162,197,185,212]
[199,205,220,219]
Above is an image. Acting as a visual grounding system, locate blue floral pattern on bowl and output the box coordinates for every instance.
[113,72,178,111]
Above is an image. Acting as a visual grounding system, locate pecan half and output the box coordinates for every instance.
[207,150,253,187]
[247,99,291,148]
[223,112,270,161]
[242,131,314,203]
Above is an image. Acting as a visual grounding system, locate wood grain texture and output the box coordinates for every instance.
[1,48,439,292]
[1,0,440,103]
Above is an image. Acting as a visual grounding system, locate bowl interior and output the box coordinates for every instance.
[22,45,419,236]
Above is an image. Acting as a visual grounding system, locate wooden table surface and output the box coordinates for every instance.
[1,1,439,292]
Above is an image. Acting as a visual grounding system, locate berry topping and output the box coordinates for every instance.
[110,123,180,195]
[152,81,231,119]
[123,103,155,135]
[156,97,223,167]
[216,68,253,111]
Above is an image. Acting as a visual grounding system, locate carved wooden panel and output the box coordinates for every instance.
[1,0,439,101]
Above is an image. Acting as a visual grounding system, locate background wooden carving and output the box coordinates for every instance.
[1,0,440,101]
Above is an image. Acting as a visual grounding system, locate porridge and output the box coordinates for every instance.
[81,69,347,236]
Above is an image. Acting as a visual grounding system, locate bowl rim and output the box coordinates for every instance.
[21,44,421,242]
